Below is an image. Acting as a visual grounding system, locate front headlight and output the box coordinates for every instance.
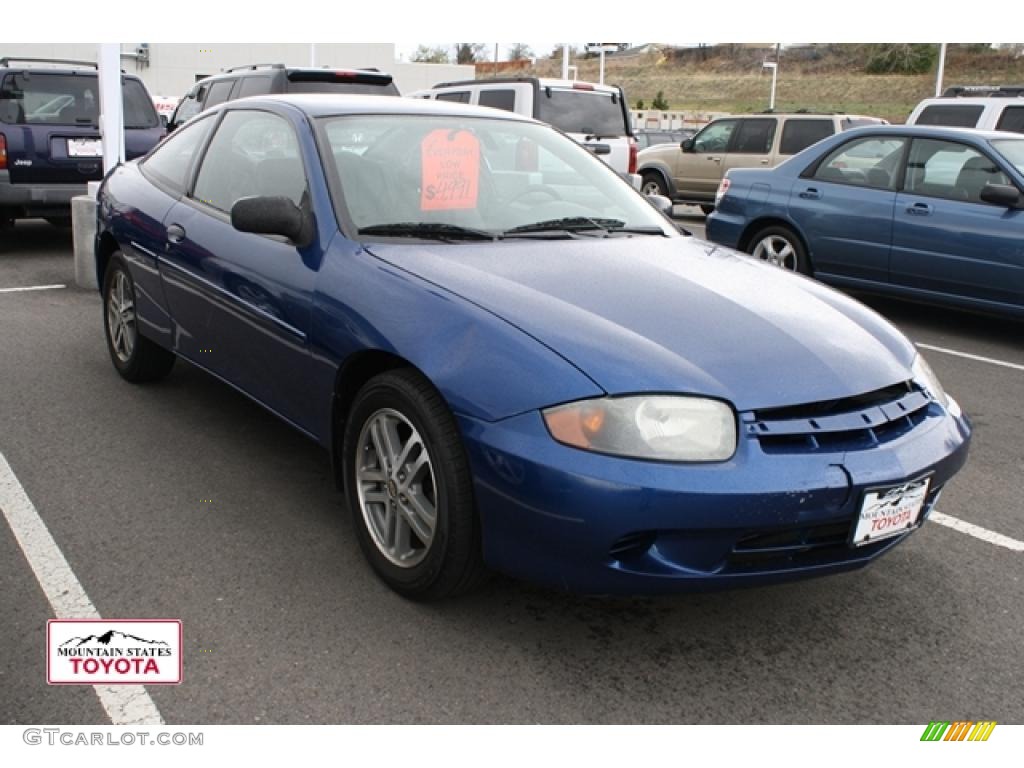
[543,395,737,462]
[911,353,948,408]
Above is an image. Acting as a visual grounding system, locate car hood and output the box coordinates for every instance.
[365,236,917,411]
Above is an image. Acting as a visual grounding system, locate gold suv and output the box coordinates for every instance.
[637,113,886,214]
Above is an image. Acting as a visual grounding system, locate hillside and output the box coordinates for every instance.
[509,44,1024,123]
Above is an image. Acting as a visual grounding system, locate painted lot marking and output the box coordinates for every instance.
[917,342,1024,373]
[931,511,1024,553]
[0,284,66,294]
[0,452,164,725]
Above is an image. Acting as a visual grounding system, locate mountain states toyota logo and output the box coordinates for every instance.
[47,620,182,685]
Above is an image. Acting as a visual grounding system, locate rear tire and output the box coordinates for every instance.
[342,369,486,600]
[746,225,810,275]
[699,204,715,216]
[102,253,176,382]
[640,172,669,198]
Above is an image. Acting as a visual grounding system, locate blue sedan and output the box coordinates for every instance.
[707,125,1024,317]
[95,96,971,598]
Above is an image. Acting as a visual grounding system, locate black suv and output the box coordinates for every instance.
[167,64,399,131]
[0,57,164,228]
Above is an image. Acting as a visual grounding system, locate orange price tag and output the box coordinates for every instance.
[420,129,480,211]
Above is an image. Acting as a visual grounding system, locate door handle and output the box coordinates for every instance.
[760,159,770,165]
[798,188,821,200]
[167,224,186,243]
[906,202,933,216]
[708,156,721,162]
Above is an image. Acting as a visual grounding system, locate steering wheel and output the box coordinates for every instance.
[508,185,563,205]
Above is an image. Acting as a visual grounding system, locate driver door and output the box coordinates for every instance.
[673,118,738,200]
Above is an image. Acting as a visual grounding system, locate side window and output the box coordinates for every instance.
[692,119,737,153]
[192,111,306,214]
[779,119,834,155]
[478,89,516,112]
[813,136,906,189]
[904,139,1010,204]
[732,118,777,154]
[141,115,215,194]
[172,86,204,125]
[204,80,236,109]
[916,104,984,128]
[996,106,1024,134]
[436,91,471,103]
[237,76,274,98]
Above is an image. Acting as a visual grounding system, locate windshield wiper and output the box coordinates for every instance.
[357,222,496,241]
[504,217,668,237]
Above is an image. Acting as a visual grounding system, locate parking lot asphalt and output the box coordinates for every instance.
[1,220,1022,724]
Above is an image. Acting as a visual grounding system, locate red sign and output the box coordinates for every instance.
[420,129,480,211]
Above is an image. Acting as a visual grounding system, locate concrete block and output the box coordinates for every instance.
[71,195,98,290]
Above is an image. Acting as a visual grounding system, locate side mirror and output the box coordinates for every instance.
[681,138,695,153]
[979,183,1021,208]
[231,196,313,247]
[645,194,674,216]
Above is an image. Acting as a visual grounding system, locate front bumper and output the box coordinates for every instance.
[458,401,971,594]
[704,208,745,249]
[0,170,86,213]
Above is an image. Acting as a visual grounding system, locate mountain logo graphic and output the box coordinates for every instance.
[60,630,170,648]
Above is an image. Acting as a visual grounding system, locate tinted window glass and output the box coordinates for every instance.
[172,87,204,125]
[237,76,274,98]
[779,119,834,155]
[478,89,516,112]
[733,118,777,154]
[536,90,627,136]
[436,91,470,103]
[285,80,399,96]
[996,106,1024,134]
[204,80,235,108]
[142,115,215,194]
[813,136,906,189]
[904,138,1010,204]
[916,104,984,128]
[193,111,306,213]
[692,120,737,153]
[0,73,158,128]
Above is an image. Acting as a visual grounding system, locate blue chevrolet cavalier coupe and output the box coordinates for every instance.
[95,95,971,599]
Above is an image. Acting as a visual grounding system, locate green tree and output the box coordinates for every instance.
[863,44,936,74]
[411,45,450,64]
[635,98,646,110]
[507,44,534,61]
[454,43,487,64]
[651,90,669,110]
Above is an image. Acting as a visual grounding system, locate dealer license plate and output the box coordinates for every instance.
[68,138,102,158]
[852,476,931,547]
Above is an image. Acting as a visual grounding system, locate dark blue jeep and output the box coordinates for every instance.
[0,57,164,228]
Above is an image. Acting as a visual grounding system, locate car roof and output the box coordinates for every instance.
[430,77,621,94]
[841,123,1024,142]
[222,93,537,121]
[0,64,141,79]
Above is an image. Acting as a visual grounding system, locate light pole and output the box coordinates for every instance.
[935,42,947,96]
[762,61,777,111]
[562,44,569,80]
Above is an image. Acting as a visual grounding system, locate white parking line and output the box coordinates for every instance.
[0,284,66,294]
[930,511,1024,553]
[0,452,164,725]
[917,342,1024,373]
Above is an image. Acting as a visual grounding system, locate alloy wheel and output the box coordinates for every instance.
[752,234,799,271]
[106,270,137,362]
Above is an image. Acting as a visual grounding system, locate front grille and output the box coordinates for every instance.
[748,382,932,454]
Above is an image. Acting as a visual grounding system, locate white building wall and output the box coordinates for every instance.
[0,43,473,98]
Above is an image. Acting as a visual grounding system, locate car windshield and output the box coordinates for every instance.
[991,139,1024,175]
[319,114,674,239]
[0,73,158,128]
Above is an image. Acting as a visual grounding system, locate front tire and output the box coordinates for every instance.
[342,369,485,600]
[699,204,715,216]
[747,225,810,275]
[103,253,176,382]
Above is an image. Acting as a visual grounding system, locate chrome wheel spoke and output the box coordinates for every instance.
[403,491,436,542]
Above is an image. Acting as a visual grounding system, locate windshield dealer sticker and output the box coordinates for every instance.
[420,129,480,211]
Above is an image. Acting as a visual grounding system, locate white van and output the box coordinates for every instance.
[411,77,639,182]
[906,86,1024,133]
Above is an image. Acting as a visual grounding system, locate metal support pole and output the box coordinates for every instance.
[97,43,124,176]
[310,43,316,68]
[935,43,947,97]
[562,45,569,80]
[599,49,606,85]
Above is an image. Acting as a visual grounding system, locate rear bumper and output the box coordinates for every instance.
[0,171,86,212]
[458,401,971,595]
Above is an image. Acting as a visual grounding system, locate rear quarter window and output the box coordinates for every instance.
[915,104,984,128]
[536,89,628,136]
[996,106,1024,134]
[779,119,834,155]
[478,89,516,112]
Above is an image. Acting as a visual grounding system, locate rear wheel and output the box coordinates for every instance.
[640,172,669,198]
[103,253,176,382]
[342,369,486,600]
[699,204,715,216]
[747,225,810,275]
